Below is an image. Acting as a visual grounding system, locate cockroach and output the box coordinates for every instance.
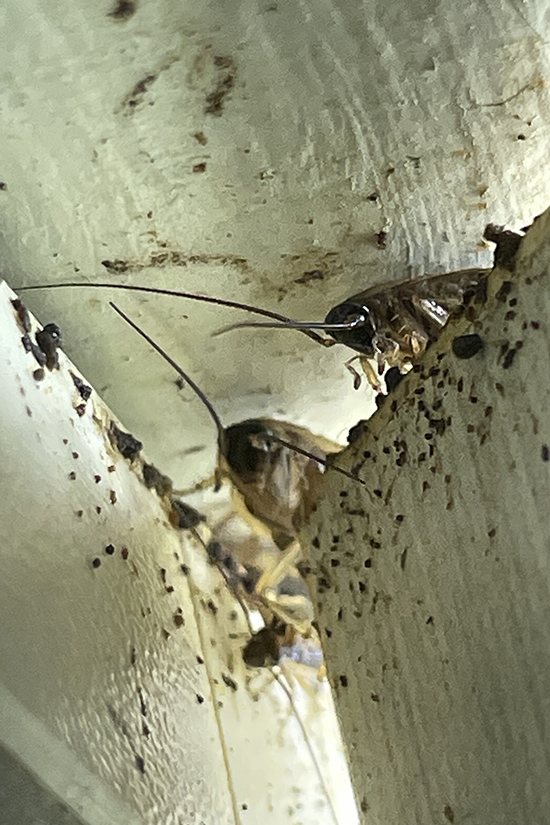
[217,268,491,389]
[18,268,490,390]
[108,300,362,549]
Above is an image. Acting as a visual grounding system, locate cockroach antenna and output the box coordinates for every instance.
[109,302,226,457]
[109,302,366,489]
[214,315,367,335]
[262,433,366,487]
[17,281,329,346]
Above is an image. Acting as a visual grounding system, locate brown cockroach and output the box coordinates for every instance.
[217,268,491,388]
[108,301,358,550]
[20,269,490,390]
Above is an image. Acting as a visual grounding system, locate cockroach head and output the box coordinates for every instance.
[223,419,274,483]
[324,300,377,355]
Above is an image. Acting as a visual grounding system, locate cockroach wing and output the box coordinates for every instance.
[346,267,490,367]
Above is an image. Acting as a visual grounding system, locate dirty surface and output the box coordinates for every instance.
[304,209,550,823]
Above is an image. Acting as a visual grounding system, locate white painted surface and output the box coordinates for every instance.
[0,281,358,824]
[2,0,550,822]
[3,0,550,494]
[306,210,550,823]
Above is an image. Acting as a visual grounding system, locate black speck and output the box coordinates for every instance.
[35,324,62,370]
[426,616,434,625]
[364,558,372,568]
[92,558,101,568]
[385,366,403,392]
[339,674,348,687]
[102,259,128,273]
[33,368,45,381]
[135,755,145,775]
[109,423,142,460]
[170,498,205,529]
[222,673,238,691]
[108,0,136,20]
[502,348,518,369]
[11,299,31,332]
[70,372,92,401]
[68,471,76,481]
[180,564,190,575]
[193,162,207,173]
[400,549,408,570]
[105,544,115,555]
[542,445,550,462]
[452,334,483,359]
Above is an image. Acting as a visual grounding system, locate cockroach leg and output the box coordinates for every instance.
[345,356,363,390]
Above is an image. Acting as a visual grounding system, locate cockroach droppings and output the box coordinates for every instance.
[452,333,484,359]
[169,498,205,529]
[109,422,143,460]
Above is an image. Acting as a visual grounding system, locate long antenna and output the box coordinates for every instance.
[17,281,329,346]
[214,316,366,335]
[109,302,226,454]
[265,434,366,487]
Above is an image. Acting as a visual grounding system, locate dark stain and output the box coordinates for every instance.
[108,0,137,21]
[11,299,31,333]
[385,366,404,392]
[495,280,513,302]
[242,626,280,668]
[109,422,143,460]
[294,269,325,285]
[443,804,455,823]
[70,371,92,401]
[221,673,238,691]
[35,324,62,370]
[375,230,387,249]
[102,249,248,273]
[120,73,158,114]
[502,343,522,369]
[193,162,207,173]
[452,333,483,359]
[483,224,522,270]
[169,498,205,529]
[101,259,128,273]
[205,55,236,116]
[142,463,173,496]
[193,131,208,145]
